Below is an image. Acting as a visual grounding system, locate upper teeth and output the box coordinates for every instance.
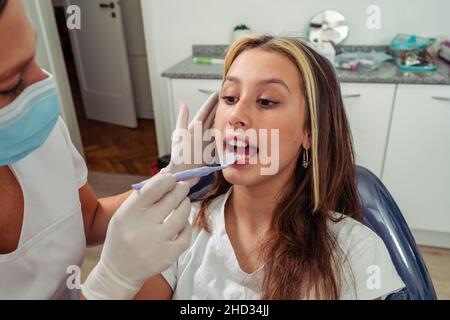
[229,140,247,148]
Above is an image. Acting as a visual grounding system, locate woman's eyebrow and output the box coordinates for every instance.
[258,78,291,94]
[224,75,240,84]
[224,75,291,93]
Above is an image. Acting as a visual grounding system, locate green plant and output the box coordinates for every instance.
[233,24,250,31]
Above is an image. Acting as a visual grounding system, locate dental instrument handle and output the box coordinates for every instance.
[173,165,224,182]
[131,165,228,191]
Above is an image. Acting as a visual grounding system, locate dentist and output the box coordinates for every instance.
[0,0,217,300]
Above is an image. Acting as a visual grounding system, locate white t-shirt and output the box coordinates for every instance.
[162,188,405,300]
[0,117,88,299]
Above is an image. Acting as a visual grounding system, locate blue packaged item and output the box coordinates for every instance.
[390,34,437,71]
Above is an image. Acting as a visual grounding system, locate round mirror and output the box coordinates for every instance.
[308,10,349,45]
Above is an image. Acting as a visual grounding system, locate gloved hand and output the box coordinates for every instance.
[81,174,192,300]
[162,92,219,185]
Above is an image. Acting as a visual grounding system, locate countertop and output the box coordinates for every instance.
[162,45,450,85]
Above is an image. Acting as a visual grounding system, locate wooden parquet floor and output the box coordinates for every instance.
[67,59,159,177]
[79,118,159,177]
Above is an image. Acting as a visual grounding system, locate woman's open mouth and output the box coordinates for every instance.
[224,134,259,165]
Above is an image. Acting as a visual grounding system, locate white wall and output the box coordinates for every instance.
[121,0,154,119]
[146,0,449,73]
[141,0,449,155]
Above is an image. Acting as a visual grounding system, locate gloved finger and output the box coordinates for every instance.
[149,182,190,223]
[190,92,219,127]
[134,173,177,209]
[171,223,193,256]
[202,102,218,132]
[175,101,189,131]
[185,177,200,188]
[160,198,191,241]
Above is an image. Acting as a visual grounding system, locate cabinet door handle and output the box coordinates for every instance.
[432,96,450,102]
[99,2,115,9]
[198,89,217,95]
[342,94,362,98]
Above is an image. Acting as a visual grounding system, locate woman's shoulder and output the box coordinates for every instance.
[175,191,230,265]
[327,213,395,277]
[328,213,381,251]
[189,190,231,226]
[328,213,405,299]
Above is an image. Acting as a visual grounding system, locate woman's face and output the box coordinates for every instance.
[215,48,311,187]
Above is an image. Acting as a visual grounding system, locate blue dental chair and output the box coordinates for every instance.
[356,166,436,300]
[187,166,437,300]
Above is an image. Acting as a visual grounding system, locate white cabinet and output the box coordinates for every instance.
[382,85,450,244]
[340,83,396,178]
[168,78,222,132]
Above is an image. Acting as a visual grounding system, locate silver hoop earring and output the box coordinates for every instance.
[302,149,310,169]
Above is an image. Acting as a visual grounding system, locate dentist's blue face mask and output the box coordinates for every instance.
[0,70,60,166]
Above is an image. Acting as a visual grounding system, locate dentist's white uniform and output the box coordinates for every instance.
[0,118,87,299]
[0,76,215,299]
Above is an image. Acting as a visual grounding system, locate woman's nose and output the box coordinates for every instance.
[228,97,252,129]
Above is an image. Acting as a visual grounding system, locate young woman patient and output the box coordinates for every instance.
[135,35,405,300]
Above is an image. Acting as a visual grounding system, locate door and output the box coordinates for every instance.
[65,0,137,128]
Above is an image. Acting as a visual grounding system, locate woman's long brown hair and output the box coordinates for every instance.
[194,35,362,299]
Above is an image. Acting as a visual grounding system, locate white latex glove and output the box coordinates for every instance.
[162,92,219,184]
[81,174,192,300]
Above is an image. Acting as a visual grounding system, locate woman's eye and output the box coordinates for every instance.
[258,98,278,108]
[221,96,238,105]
